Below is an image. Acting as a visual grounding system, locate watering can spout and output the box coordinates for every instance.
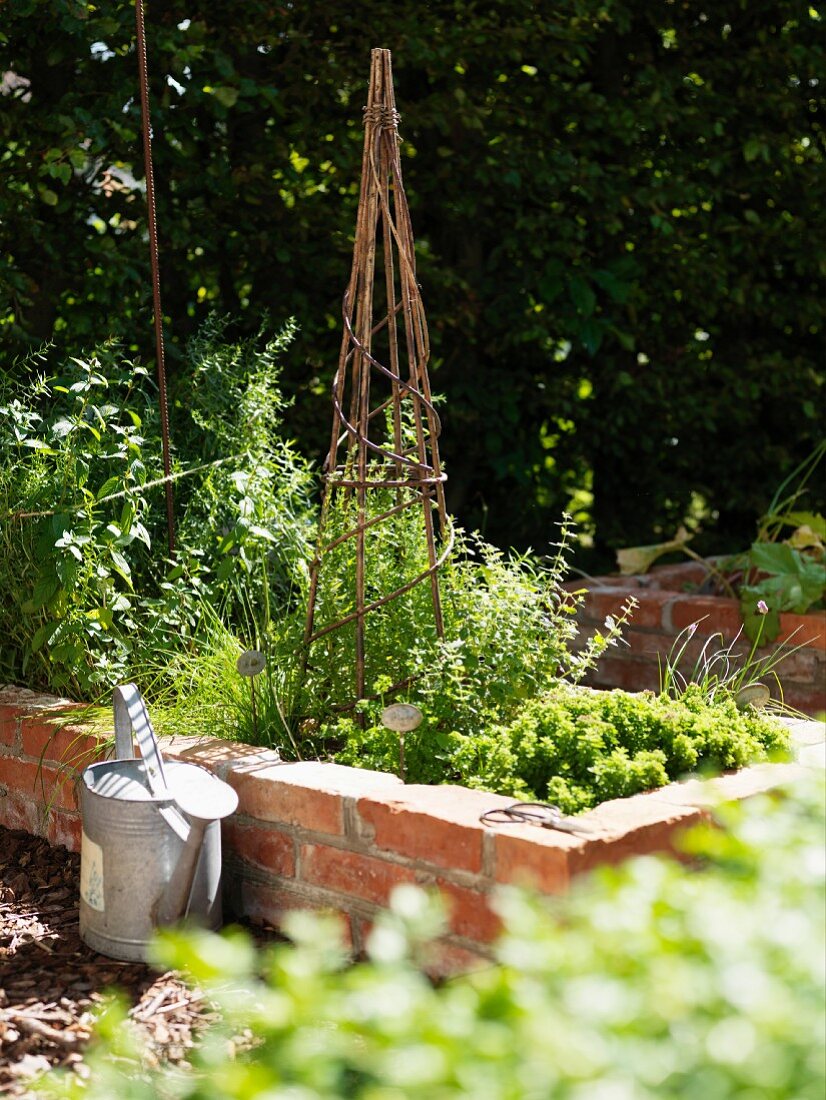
[155,825,208,927]
[155,768,239,925]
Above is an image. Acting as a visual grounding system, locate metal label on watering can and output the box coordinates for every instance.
[79,684,238,962]
[79,833,105,911]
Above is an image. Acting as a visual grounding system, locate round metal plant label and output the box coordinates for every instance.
[380,703,423,732]
[734,683,771,710]
[237,650,266,677]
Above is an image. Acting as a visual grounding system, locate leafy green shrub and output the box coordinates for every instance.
[0,346,160,693]
[0,323,314,698]
[41,774,826,1100]
[337,684,789,811]
[300,506,629,724]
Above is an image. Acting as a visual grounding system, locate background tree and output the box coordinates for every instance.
[1,0,823,565]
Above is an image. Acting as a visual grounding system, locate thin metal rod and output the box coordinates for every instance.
[135,0,175,557]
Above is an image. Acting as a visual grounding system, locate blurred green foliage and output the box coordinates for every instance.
[41,774,826,1099]
[1,2,823,560]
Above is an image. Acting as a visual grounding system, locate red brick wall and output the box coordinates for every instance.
[572,562,826,716]
[0,683,817,972]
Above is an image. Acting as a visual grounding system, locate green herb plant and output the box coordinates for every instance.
[215,501,635,754]
[733,441,826,641]
[0,322,315,701]
[339,683,788,813]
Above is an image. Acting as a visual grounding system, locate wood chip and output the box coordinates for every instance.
[0,824,276,1096]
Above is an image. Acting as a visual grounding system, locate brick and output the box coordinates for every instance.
[356,784,512,873]
[231,769,341,833]
[493,827,575,892]
[21,720,103,767]
[778,687,826,718]
[228,877,355,950]
[579,588,640,625]
[628,590,678,628]
[0,754,79,811]
[227,760,401,835]
[646,562,710,591]
[668,596,743,636]
[584,657,661,693]
[567,795,704,876]
[756,646,819,680]
[0,687,65,723]
[0,705,19,749]
[436,880,500,943]
[0,789,40,835]
[0,686,66,706]
[164,736,280,776]
[777,611,826,652]
[223,820,295,878]
[359,893,498,960]
[300,844,416,906]
[0,752,52,805]
[564,576,645,592]
[622,629,680,659]
[622,627,755,671]
[47,811,82,852]
[647,762,807,809]
[421,939,492,979]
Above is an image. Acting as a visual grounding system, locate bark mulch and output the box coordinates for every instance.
[0,825,271,1097]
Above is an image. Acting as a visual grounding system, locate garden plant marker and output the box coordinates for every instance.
[381,703,423,782]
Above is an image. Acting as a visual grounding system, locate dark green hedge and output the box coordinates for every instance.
[1,1,823,561]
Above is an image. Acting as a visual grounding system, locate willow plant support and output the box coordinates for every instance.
[304,48,452,705]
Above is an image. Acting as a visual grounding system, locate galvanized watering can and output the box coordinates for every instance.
[79,684,238,961]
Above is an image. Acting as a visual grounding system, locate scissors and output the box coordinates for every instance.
[479,801,597,835]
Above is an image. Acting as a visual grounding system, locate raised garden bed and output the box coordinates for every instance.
[571,561,826,716]
[2,684,823,973]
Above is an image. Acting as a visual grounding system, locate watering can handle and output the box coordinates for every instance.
[112,683,171,798]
